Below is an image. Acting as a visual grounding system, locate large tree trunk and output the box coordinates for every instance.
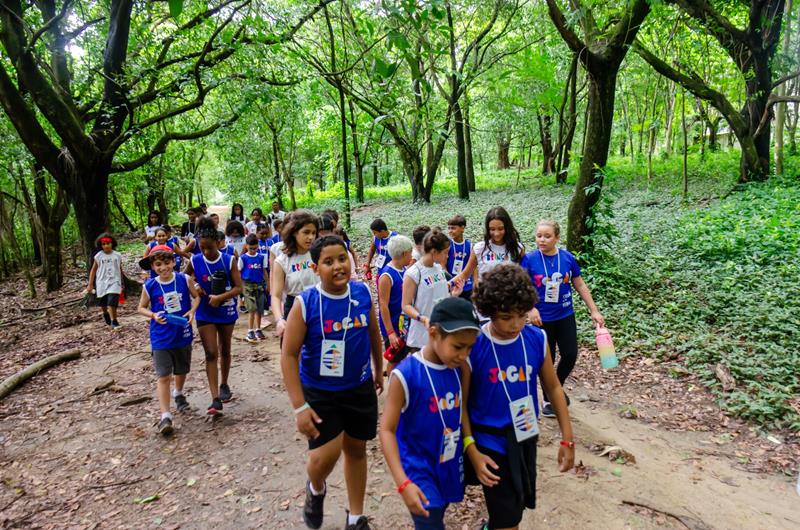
[568,70,616,254]
[497,135,511,169]
[453,99,469,199]
[537,111,555,175]
[464,93,476,192]
[72,169,111,266]
[742,52,772,182]
[774,0,793,175]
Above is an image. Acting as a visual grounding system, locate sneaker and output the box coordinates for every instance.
[158,417,174,436]
[219,383,232,403]
[541,402,556,418]
[245,330,258,343]
[240,306,248,313]
[345,513,371,530]
[207,398,223,415]
[254,329,266,341]
[102,312,112,326]
[111,320,122,331]
[174,394,189,412]
[303,481,325,529]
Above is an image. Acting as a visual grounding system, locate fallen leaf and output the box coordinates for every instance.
[186,478,196,487]
[134,493,160,504]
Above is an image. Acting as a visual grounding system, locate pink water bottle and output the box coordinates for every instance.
[595,324,618,369]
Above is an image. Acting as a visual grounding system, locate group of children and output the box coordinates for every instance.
[87,202,605,530]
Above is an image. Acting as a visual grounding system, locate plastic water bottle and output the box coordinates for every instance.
[595,324,619,369]
[163,313,189,327]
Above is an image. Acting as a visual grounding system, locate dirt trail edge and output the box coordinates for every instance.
[1,313,798,530]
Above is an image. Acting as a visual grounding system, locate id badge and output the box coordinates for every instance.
[163,291,182,314]
[440,427,460,463]
[452,259,463,275]
[320,339,345,377]
[544,279,560,303]
[374,254,386,269]
[509,395,538,442]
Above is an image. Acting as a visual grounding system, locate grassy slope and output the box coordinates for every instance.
[302,152,800,430]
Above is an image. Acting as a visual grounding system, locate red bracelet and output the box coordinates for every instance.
[397,479,412,493]
[388,330,396,337]
[560,440,575,448]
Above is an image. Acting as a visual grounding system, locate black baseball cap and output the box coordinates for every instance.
[430,297,480,333]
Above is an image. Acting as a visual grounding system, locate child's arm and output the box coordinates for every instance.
[280,300,321,439]
[539,344,575,472]
[184,238,195,253]
[262,257,269,290]
[460,364,500,486]
[378,274,399,348]
[137,287,166,324]
[455,249,478,286]
[85,259,98,294]
[349,246,360,270]
[572,276,604,327]
[402,275,427,327]
[363,240,376,273]
[367,296,384,394]
[270,262,287,335]
[185,276,201,324]
[378,376,430,517]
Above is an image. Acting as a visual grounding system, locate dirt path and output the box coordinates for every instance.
[1,311,798,529]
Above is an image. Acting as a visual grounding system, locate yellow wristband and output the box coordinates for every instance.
[463,436,475,451]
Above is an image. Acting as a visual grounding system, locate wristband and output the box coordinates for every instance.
[463,436,475,451]
[387,330,396,337]
[397,479,412,493]
[293,402,310,415]
[560,440,575,449]
[414,313,422,322]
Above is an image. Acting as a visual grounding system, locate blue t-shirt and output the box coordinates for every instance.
[378,265,406,338]
[145,273,193,350]
[393,352,464,508]
[189,236,202,255]
[298,282,373,391]
[258,238,273,256]
[191,253,238,324]
[221,244,236,257]
[447,238,473,292]
[238,252,268,284]
[372,231,397,272]
[521,249,582,322]
[467,324,546,455]
[269,234,281,245]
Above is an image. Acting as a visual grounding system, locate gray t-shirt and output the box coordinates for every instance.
[404,261,449,348]
[94,250,123,297]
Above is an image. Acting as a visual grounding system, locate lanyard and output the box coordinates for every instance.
[487,325,530,405]
[539,249,560,277]
[421,354,462,431]
[157,274,177,298]
[318,285,353,343]
[202,254,227,282]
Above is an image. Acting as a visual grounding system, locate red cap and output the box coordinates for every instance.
[150,245,174,254]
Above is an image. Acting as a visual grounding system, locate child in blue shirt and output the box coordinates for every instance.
[521,220,605,417]
[380,297,480,530]
[446,215,476,302]
[137,245,200,436]
[239,234,269,343]
[281,236,384,530]
[363,218,397,280]
[378,235,414,373]
[462,264,574,530]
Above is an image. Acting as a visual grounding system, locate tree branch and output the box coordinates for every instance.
[110,117,238,173]
[27,0,73,53]
[544,0,588,55]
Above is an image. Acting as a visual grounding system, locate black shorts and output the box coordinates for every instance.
[152,345,192,377]
[98,293,120,308]
[302,379,378,450]
[465,445,537,529]
[195,319,235,329]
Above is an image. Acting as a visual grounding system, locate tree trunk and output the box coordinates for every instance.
[775,0,793,175]
[567,70,616,254]
[72,170,111,266]
[453,99,469,199]
[347,99,364,204]
[742,52,772,182]
[682,88,688,197]
[110,188,136,232]
[497,135,511,169]
[537,111,555,175]
[464,93,476,192]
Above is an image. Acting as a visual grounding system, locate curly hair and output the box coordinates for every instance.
[473,263,538,317]
[281,210,319,256]
[196,216,218,241]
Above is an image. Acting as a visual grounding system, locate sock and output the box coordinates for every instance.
[161,412,173,421]
[172,389,183,398]
[347,513,363,525]
[309,481,325,496]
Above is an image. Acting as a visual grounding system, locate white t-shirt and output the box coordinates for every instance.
[226,235,245,255]
[473,241,522,279]
[404,261,449,348]
[245,221,261,235]
[270,241,285,259]
[411,247,422,263]
[268,210,287,225]
[275,250,317,297]
[94,251,123,297]
[145,225,159,240]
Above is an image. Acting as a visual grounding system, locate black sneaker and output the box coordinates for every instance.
[345,513,371,530]
[245,330,258,343]
[303,481,325,529]
[254,329,266,341]
[541,402,556,418]
[207,398,223,415]
[111,320,122,331]
[102,312,112,326]
[219,383,232,403]
[158,417,174,436]
[174,394,189,412]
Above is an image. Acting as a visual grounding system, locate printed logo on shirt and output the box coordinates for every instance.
[532,272,572,288]
[452,250,468,260]
[488,364,534,384]
[422,272,446,286]
[428,391,462,413]
[483,251,507,262]
[290,261,312,272]
[323,312,368,334]
[246,261,263,270]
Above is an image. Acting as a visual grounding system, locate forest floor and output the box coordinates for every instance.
[1,198,798,529]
